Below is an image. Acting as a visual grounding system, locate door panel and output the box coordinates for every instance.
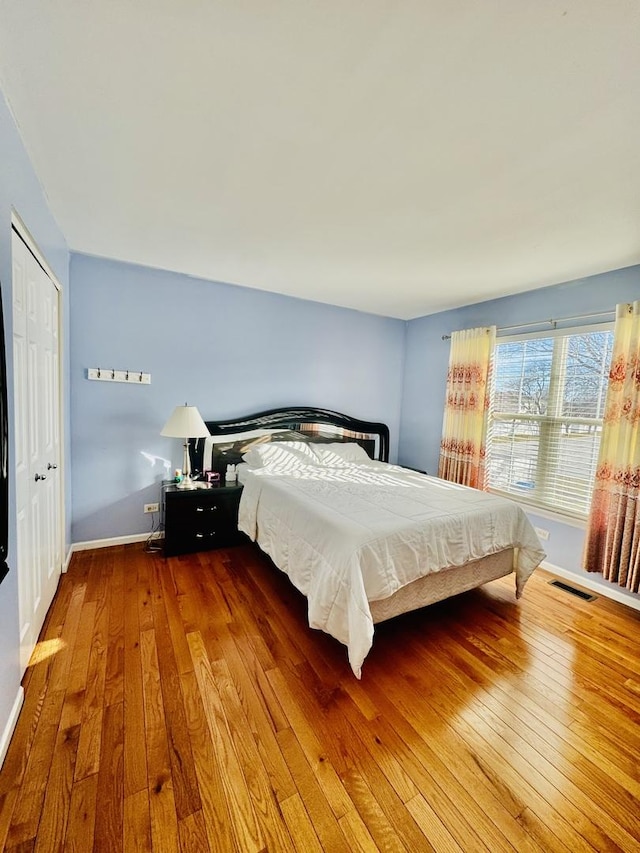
[12,229,63,672]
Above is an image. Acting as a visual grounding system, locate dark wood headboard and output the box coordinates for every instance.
[190,406,390,475]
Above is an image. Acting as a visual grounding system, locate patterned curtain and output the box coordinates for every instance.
[584,302,640,592]
[438,325,496,489]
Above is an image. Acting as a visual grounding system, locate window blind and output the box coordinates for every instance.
[486,326,613,519]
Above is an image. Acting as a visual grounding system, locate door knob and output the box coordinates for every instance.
[34,473,47,482]
[47,463,58,470]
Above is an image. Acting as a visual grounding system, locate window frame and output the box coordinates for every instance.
[486,321,614,522]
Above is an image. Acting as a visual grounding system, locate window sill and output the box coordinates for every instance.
[486,489,588,529]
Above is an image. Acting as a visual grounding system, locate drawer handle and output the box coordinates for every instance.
[196,506,218,512]
[195,532,217,539]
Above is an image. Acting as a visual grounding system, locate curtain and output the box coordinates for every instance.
[438,325,496,489]
[584,302,640,592]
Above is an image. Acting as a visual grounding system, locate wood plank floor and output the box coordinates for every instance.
[1,543,640,852]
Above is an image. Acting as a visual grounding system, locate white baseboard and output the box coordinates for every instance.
[0,686,24,770]
[63,546,73,573]
[540,560,640,613]
[71,532,164,553]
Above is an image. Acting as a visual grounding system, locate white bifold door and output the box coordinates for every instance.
[12,228,63,673]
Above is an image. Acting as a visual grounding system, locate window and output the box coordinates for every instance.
[486,326,614,519]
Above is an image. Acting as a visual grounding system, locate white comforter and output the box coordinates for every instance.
[238,459,545,677]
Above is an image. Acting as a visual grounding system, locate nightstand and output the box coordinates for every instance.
[162,481,246,557]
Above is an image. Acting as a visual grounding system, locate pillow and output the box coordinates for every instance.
[242,441,321,469]
[314,442,371,465]
[200,430,301,472]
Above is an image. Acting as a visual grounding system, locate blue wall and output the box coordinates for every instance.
[69,254,406,543]
[72,253,640,608]
[0,91,70,746]
[399,264,640,604]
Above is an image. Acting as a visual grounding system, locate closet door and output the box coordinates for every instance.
[12,229,63,672]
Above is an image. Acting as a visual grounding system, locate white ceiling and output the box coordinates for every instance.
[1,1,639,320]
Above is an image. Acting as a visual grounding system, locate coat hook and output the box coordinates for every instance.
[125,369,129,381]
[111,368,115,379]
[139,371,143,382]
[97,367,101,378]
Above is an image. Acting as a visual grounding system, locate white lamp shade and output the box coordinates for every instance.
[161,404,210,438]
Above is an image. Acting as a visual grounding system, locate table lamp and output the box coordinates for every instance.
[161,403,210,489]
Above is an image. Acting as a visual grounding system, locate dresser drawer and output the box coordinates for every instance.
[169,524,240,555]
[170,499,233,531]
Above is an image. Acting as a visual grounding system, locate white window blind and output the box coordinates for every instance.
[486,325,613,519]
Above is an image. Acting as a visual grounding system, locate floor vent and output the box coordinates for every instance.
[549,580,597,601]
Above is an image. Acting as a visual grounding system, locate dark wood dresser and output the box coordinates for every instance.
[162,482,245,556]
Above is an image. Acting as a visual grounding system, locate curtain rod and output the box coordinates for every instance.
[440,309,615,341]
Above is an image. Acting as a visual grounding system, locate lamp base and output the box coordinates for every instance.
[176,475,197,490]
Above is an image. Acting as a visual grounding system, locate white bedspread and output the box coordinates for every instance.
[238,460,545,677]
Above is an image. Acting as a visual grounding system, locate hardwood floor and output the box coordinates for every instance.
[1,543,639,852]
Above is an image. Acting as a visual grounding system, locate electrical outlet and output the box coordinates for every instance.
[144,502,159,514]
[534,526,549,541]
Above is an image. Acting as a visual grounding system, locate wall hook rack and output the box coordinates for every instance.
[87,368,151,385]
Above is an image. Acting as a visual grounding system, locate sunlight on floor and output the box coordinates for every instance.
[29,637,66,666]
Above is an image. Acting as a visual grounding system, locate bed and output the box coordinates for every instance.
[191,407,546,677]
